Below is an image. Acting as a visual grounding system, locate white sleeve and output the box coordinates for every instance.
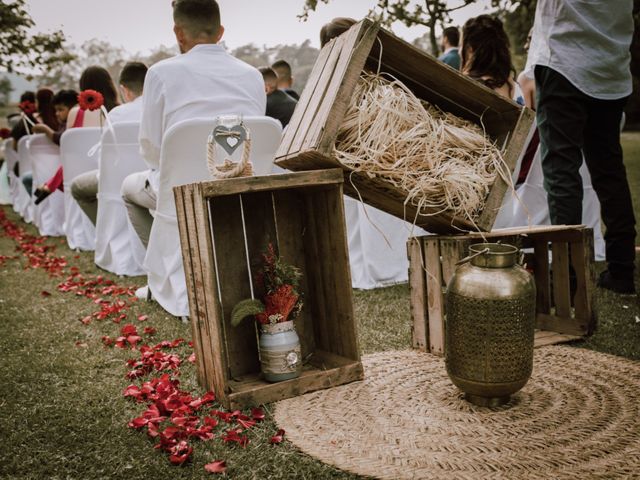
[138,68,165,170]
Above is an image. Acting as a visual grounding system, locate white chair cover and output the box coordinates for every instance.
[95,122,147,276]
[60,128,101,251]
[3,138,21,212]
[146,116,282,317]
[15,136,33,223]
[27,134,64,236]
[0,139,11,205]
[345,197,426,289]
[494,148,606,260]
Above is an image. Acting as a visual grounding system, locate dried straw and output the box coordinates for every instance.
[333,73,510,224]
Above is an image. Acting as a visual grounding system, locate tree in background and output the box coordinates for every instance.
[231,40,319,92]
[0,0,72,76]
[0,77,13,106]
[300,0,478,56]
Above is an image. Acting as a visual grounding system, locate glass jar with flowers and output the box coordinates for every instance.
[231,244,303,382]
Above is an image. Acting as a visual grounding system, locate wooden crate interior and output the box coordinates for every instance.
[176,171,366,409]
[276,19,535,233]
[408,226,596,355]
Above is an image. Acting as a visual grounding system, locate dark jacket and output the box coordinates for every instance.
[266,89,298,128]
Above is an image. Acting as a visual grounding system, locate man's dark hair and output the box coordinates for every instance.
[259,67,278,89]
[20,91,35,103]
[119,62,148,95]
[173,0,221,38]
[52,89,79,108]
[272,60,292,81]
[442,26,460,47]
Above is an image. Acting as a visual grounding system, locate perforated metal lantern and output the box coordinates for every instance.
[445,243,536,407]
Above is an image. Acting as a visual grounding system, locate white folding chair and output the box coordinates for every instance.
[27,134,64,236]
[145,116,282,317]
[95,122,147,276]
[60,128,101,251]
[15,136,33,223]
[0,139,12,205]
[3,138,21,212]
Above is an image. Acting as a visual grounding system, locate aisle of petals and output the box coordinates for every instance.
[0,209,285,475]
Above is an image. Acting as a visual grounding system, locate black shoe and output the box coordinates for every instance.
[597,270,636,295]
[34,187,51,205]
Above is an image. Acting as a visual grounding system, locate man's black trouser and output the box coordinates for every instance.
[535,65,636,277]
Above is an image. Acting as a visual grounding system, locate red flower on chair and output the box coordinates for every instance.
[78,89,104,111]
[0,128,10,139]
[18,100,36,116]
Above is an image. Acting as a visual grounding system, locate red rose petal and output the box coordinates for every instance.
[204,460,227,474]
[270,428,285,444]
[40,290,51,297]
[251,407,265,422]
[137,314,148,322]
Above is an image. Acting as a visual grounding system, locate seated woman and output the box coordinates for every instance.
[460,15,524,106]
[34,66,119,205]
[460,15,538,184]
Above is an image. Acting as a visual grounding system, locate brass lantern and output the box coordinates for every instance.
[445,243,536,407]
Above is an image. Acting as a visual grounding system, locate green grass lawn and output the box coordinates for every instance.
[0,133,638,479]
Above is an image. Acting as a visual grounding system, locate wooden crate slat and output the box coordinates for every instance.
[408,238,428,351]
[289,39,344,156]
[226,361,364,410]
[321,185,359,359]
[570,229,595,334]
[533,238,551,316]
[277,39,339,160]
[313,22,379,153]
[191,184,230,397]
[272,189,316,358]
[534,330,581,347]
[551,241,571,319]
[174,185,207,387]
[424,238,445,355]
[200,169,343,198]
[440,239,468,286]
[209,195,261,379]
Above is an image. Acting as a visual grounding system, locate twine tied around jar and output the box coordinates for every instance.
[207,120,253,179]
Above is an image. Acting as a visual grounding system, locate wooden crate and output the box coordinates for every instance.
[174,169,364,409]
[408,225,596,355]
[275,19,535,234]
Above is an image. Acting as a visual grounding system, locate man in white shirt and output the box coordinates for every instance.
[70,62,147,225]
[529,0,636,294]
[121,0,265,250]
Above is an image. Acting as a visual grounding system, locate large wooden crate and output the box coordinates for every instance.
[408,225,596,355]
[174,169,364,409]
[275,19,535,234]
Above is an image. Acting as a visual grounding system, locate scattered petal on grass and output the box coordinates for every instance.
[40,290,51,297]
[144,326,157,335]
[204,460,227,474]
[75,341,88,348]
[137,314,148,322]
[80,316,91,325]
[188,352,196,363]
[251,407,265,422]
[270,429,285,444]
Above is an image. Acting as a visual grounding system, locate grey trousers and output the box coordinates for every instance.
[121,170,156,248]
[70,170,99,226]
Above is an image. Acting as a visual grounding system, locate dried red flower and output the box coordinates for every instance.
[19,100,36,115]
[77,89,104,111]
[0,128,10,139]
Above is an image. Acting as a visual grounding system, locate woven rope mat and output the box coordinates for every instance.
[274,347,640,479]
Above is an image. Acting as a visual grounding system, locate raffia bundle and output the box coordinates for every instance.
[333,73,510,224]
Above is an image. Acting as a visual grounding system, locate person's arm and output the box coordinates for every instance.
[32,123,55,141]
[138,68,165,171]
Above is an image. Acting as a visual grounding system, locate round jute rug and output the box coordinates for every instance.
[274,346,640,479]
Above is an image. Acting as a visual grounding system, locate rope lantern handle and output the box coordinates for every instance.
[206,118,253,179]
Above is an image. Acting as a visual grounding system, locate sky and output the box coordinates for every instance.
[25,0,494,54]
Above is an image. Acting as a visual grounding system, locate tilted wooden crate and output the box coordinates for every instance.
[275,19,535,234]
[408,225,597,355]
[174,169,363,409]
